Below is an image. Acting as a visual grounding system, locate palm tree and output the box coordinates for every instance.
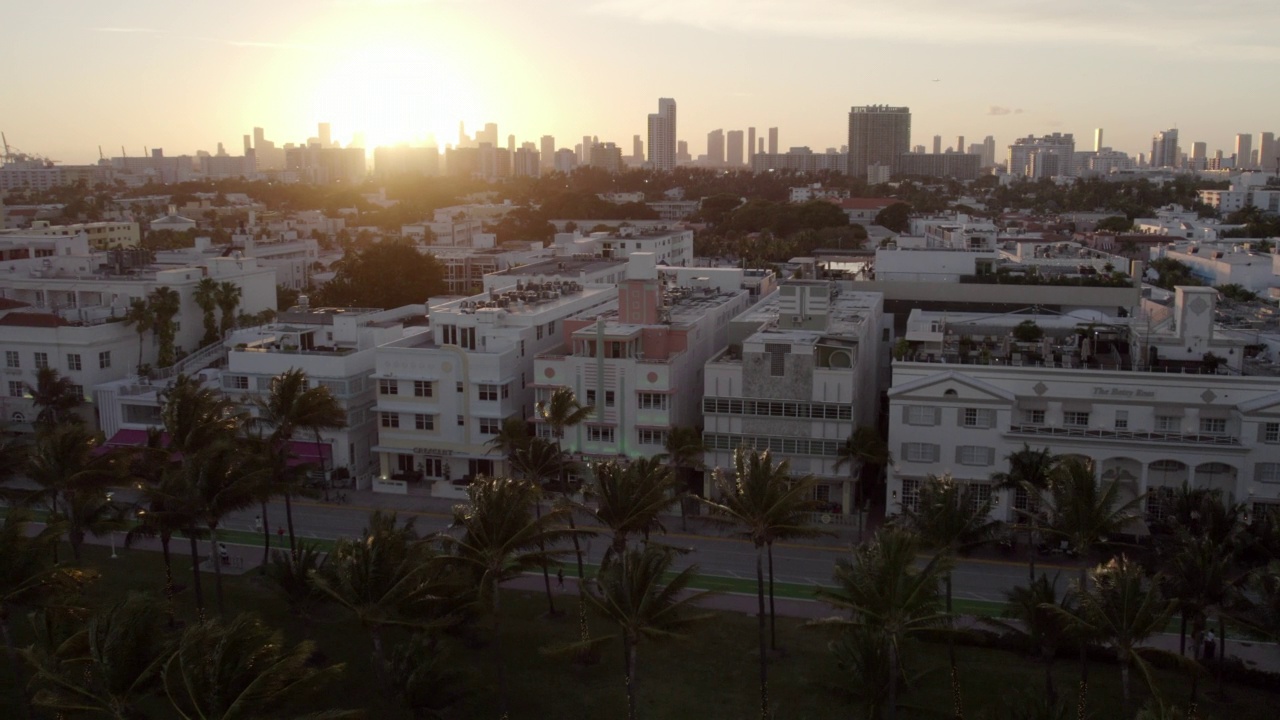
[991,444,1058,581]
[122,296,154,373]
[702,448,827,717]
[899,473,999,615]
[182,442,259,616]
[661,425,706,530]
[440,476,577,717]
[22,593,170,720]
[582,546,714,720]
[254,368,347,557]
[981,573,1073,703]
[486,415,530,476]
[215,280,242,337]
[834,425,891,539]
[535,387,594,581]
[265,541,327,624]
[193,276,220,347]
[24,425,123,562]
[162,613,361,720]
[827,627,899,720]
[25,367,85,432]
[813,527,952,720]
[312,511,456,682]
[148,286,181,368]
[1046,557,1190,714]
[582,457,681,560]
[509,436,570,616]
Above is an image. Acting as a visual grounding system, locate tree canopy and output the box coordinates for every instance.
[315,241,447,309]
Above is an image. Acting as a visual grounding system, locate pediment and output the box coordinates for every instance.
[889,370,1016,403]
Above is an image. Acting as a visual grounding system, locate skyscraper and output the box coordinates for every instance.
[768,127,778,155]
[956,136,964,155]
[932,135,942,154]
[707,129,725,166]
[1191,141,1208,170]
[540,135,555,169]
[747,127,756,165]
[1261,132,1277,171]
[1151,129,1179,169]
[1235,134,1253,169]
[319,122,331,149]
[847,105,911,179]
[632,134,643,161]
[677,140,690,164]
[646,97,677,172]
[1094,128,1103,152]
[727,130,744,166]
[983,136,996,168]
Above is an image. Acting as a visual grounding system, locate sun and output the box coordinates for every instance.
[312,42,481,149]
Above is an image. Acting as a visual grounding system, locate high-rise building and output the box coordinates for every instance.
[847,105,911,180]
[554,148,577,174]
[1190,141,1208,171]
[540,135,555,169]
[956,136,964,155]
[677,140,690,164]
[477,123,498,148]
[983,136,996,168]
[747,127,756,165]
[932,135,942,154]
[632,135,643,161]
[727,130,745,166]
[581,136,592,165]
[1236,133,1253,169]
[1094,128,1103,152]
[1008,134,1075,177]
[646,97,677,172]
[1150,129,1179,169]
[1261,132,1277,171]
[318,123,331,149]
[707,129,725,166]
[768,127,778,155]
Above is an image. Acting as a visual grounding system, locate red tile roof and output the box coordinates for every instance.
[0,312,69,327]
[0,298,29,310]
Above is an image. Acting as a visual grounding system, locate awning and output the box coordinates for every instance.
[1017,398,1049,411]
[105,428,170,447]
[286,440,332,467]
[1198,407,1233,420]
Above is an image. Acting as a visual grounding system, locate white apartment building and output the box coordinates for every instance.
[702,282,885,516]
[0,220,140,250]
[482,256,629,293]
[371,282,617,497]
[551,226,694,267]
[0,252,275,431]
[154,235,321,291]
[885,287,1280,524]
[1154,243,1278,294]
[533,254,755,460]
[422,240,550,296]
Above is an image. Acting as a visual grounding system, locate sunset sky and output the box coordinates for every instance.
[6,0,1280,165]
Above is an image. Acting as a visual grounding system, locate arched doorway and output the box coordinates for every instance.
[1146,459,1189,521]
[1195,462,1238,503]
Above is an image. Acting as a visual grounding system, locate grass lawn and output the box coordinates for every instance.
[0,543,1276,719]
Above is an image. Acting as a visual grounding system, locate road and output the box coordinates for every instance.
[213,493,1071,604]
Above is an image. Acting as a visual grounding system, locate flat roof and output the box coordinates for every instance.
[488,256,625,277]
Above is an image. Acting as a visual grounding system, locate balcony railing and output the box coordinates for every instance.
[1007,424,1241,447]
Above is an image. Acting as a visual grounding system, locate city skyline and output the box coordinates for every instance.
[5,0,1280,165]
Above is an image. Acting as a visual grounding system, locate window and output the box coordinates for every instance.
[7,381,23,397]
[536,325,544,340]
[1155,415,1181,432]
[1200,418,1227,434]
[501,383,510,399]
[1114,411,1128,430]
[1146,487,1174,521]
[638,393,668,410]
[380,412,400,429]
[479,418,501,435]
[588,426,616,443]
[4,351,18,368]
[956,446,995,466]
[766,343,789,377]
[230,376,249,390]
[457,415,465,427]
[98,351,111,369]
[379,379,398,395]
[33,352,48,370]
[415,414,434,431]
[605,390,615,407]
[456,382,464,394]
[962,408,993,428]
[901,442,940,462]
[585,390,597,406]
[638,429,667,446]
[70,384,83,399]
[413,381,433,398]
[421,457,443,478]
[1257,463,1280,484]
[1063,411,1089,428]
[66,354,81,371]
[1013,486,1040,514]
[905,406,939,426]
[967,482,993,511]
[546,320,556,334]
[1023,409,1045,425]
[478,384,498,401]
[900,478,921,512]
[1265,423,1280,443]
[814,484,832,502]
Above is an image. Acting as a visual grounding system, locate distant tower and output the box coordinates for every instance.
[458,122,468,147]
[768,127,778,155]
[507,134,515,154]
[319,122,331,148]
[758,138,764,155]
[1260,132,1277,171]
[1235,133,1253,169]
[677,140,690,164]
[581,135,592,165]
[726,130,744,166]
[632,134,643,160]
[956,136,964,154]
[707,129,725,166]
[932,135,942,154]
[243,134,251,154]
[847,105,912,178]
[983,136,996,167]
[1094,128,1103,152]
[747,127,756,165]
[540,135,555,169]
[1151,129,1178,168]
[646,97,677,172]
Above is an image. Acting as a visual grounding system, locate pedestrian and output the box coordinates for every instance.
[556,567,565,589]
[254,515,263,532]
[1204,629,1217,661]
[218,542,230,566]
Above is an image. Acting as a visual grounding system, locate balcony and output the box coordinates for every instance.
[1006,424,1242,447]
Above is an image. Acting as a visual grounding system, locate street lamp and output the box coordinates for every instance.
[106,491,118,559]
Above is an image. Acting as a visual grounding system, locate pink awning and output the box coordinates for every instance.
[105,429,170,447]
[287,440,333,467]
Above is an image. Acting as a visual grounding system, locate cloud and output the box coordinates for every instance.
[988,106,1012,116]
[94,27,163,33]
[226,40,311,50]
[1015,109,1024,115]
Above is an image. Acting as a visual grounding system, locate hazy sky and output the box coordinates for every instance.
[5,0,1280,165]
